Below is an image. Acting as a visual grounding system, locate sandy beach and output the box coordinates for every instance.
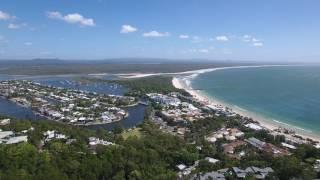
[171,68,320,143]
[114,65,299,79]
[109,64,320,142]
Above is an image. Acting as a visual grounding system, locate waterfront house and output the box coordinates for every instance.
[245,123,263,131]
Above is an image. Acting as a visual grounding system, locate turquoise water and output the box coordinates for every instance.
[191,65,320,135]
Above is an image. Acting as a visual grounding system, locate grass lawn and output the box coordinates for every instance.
[122,127,142,139]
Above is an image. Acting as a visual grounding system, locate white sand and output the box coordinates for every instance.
[114,64,300,79]
[172,70,320,142]
[101,64,320,142]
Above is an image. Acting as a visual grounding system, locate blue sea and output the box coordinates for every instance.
[191,65,320,136]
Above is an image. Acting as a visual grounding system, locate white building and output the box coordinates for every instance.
[245,123,263,131]
[6,136,28,144]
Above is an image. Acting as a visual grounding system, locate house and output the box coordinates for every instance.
[207,136,217,143]
[281,142,297,150]
[176,164,187,171]
[245,123,263,131]
[0,131,14,139]
[43,130,67,142]
[232,167,249,178]
[88,137,113,146]
[148,93,181,106]
[6,136,28,144]
[196,171,225,180]
[43,130,55,139]
[0,118,10,125]
[251,166,274,179]
[230,128,245,137]
[205,157,220,164]
[223,140,247,155]
[245,137,266,150]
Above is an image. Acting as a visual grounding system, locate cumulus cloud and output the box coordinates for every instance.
[47,11,95,27]
[143,31,169,37]
[120,25,137,33]
[0,10,14,20]
[179,34,189,39]
[215,35,229,41]
[253,42,263,47]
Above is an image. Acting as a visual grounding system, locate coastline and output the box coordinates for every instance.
[171,67,320,143]
[113,64,300,79]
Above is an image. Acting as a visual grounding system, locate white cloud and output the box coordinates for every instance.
[143,31,169,37]
[179,34,189,39]
[253,42,263,47]
[243,35,260,42]
[242,34,264,46]
[47,11,95,27]
[215,35,229,41]
[198,49,209,53]
[242,35,252,42]
[252,38,260,42]
[8,23,26,29]
[0,10,14,20]
[120,25,137,33]
[24,42,32,46]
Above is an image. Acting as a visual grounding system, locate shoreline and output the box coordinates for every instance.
[171,66,320,143]
[112,64,301,79]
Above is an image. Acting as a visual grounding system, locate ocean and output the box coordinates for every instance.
[190,65,320,136]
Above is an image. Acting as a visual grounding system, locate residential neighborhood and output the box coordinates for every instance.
[0,80,136,125]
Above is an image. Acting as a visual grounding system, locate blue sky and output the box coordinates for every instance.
[0,0,319,61]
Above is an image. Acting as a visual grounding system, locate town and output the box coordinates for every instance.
[146,91,320,179]
[0,80,136,125]
[0,78,319,179]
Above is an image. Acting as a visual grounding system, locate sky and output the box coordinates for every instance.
[0,0,320,62]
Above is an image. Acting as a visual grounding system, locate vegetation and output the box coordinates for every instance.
[0,60,237,75]
[0,115,319,179]
[0,119,199,180]
[111,76,190,97]
[121,128,142,140]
